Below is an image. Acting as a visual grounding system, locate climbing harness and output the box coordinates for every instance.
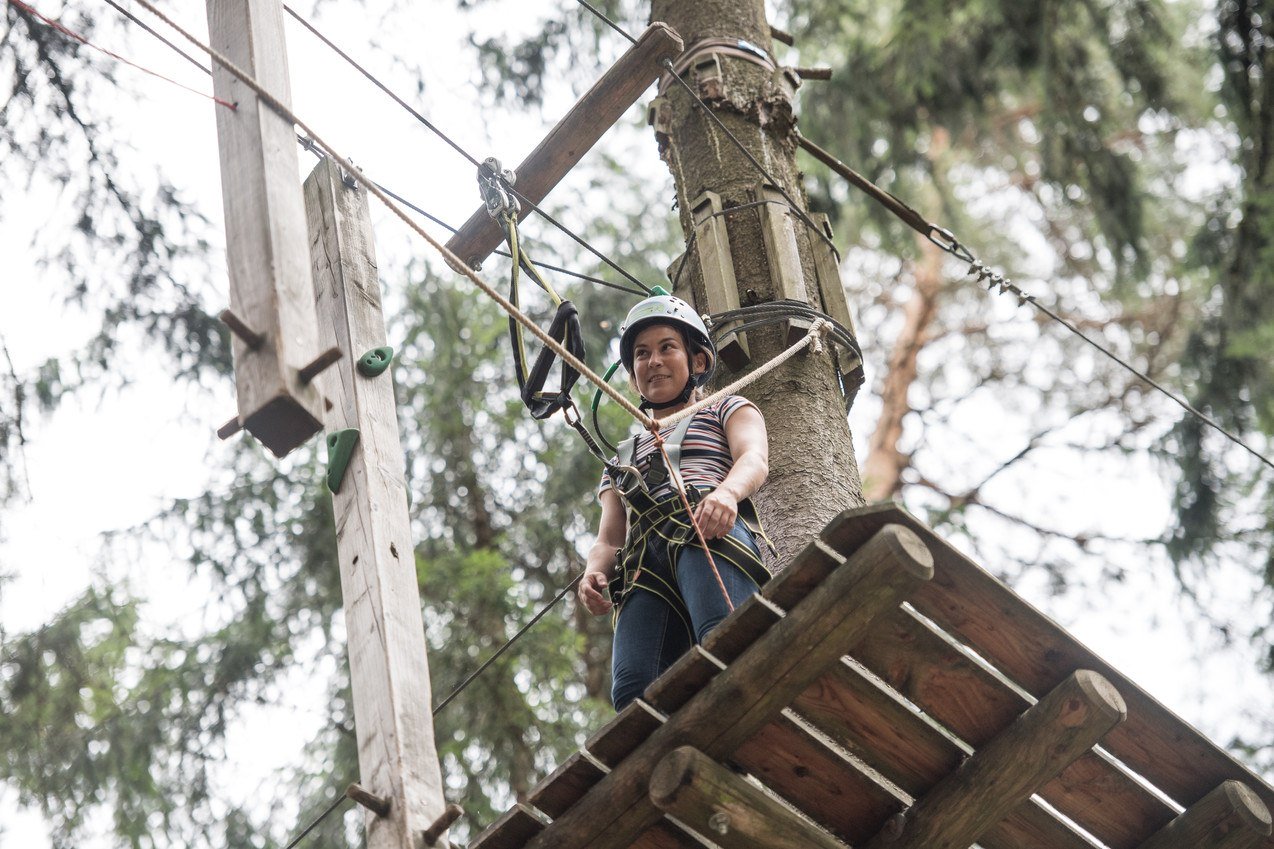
[607,409,773,623]
[479,158,590,422]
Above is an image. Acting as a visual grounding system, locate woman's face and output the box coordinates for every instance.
[631,324,705,403]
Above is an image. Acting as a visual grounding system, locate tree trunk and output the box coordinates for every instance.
[648,0,864,563]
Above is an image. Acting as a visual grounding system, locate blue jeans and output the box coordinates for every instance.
[611,520,762,710]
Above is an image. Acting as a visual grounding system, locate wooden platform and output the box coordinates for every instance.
[470,504,1274,849]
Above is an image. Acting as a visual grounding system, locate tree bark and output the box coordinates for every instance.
[649,0,864,563]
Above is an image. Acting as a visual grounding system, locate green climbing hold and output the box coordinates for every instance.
[326,429,360,493]
[357,346,394,377]
[651,284,670,296]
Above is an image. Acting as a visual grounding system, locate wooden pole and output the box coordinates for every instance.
[649,745,845,849]
[517,523,934,849]
[304,157,447,849]
[858,670,1127,849]
[207,0,326,457]
[1135,781,1272,849]
[443,23,682,270]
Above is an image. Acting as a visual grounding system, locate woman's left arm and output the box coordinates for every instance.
[693,405,769,539]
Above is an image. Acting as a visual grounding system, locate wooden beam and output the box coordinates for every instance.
[1135,781,1272,849]
[858,670,1127,849]
[691,191,749,370]
[649,745,845,849]
[443,23,683,269]
[304,158,447,849]
[852,604,1176,848]
[521,523,933,849]
[207,0,325,457]
[821,502,1274,832]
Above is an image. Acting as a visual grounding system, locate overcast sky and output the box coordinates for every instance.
[1,1,1270,846]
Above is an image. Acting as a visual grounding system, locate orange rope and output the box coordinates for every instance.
[651,427,735,614]
[9,0,236,109]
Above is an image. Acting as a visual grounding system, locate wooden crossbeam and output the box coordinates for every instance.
[208,0,326,457]
[520,524,933,849]
[821,503,1274,832]
[1136,781,1272,849]
[649,745,845,849]
[858,670,1127,849]
[443,24,683,270]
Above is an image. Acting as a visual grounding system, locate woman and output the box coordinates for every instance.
[577,295,771,710]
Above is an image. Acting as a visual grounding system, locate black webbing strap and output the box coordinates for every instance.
[510,299,586,420]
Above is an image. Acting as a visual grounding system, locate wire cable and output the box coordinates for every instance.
[798,131,1274,471]
[282,3,654,297]
[280,793,351,849]
[8,0,235,108]
[433,571,585,716]
[570,1,836,254]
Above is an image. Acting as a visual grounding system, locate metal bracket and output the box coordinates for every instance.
[477,157,519,220]
[693,53,725,100]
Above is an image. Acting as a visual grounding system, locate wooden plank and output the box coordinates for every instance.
[645,647,723,714]
[649,745,846,849]
[700,592,783,664]
[792,656,964,792]
[208,0,324,457]
[734,712,906,844]
[527,751,606,819]
[854,604,1178,848]
[859,670,1127,849]
[304,158,447,848]
[809,213,856,338]
[794,655,1106,849]
[1136,781,1272,849]
[754,183,811,346]
[586,699,665,768]
[760,537,844,611]
[470,803,546,849]
[691,191,748,371]
[443,24,683,269]
[821,503,1274,824]
[521,524,934,849]
[631,820,718,849]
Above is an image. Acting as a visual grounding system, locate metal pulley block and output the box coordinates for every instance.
[477,156,519,219]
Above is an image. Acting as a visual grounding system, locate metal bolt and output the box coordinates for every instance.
[708,812,730,835]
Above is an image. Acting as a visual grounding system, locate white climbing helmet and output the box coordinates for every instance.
[618,295,716,387]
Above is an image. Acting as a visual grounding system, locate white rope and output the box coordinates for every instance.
[130,0,657,431]
[655,318,830,429]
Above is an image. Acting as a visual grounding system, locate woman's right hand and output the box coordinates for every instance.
[577,570,614,616]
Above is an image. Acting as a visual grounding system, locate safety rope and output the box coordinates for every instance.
[657,318,828,430]
[128,0,658,435]
[9,0,236,108]
[651,431,735,614]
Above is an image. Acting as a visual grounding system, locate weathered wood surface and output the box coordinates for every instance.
[644,647,723,714]
[792,654,1109,849]
[520,524,933,849]
[586,699,666,768]
[690,190,748,370]
[825,503,1274,840]
[1135,781,1272,849]
[853,598,1178,847]
[443,24,683,269]
[734,712,905,843]
[208,0,324,457]
[470,804,546,849]
[304,158,447,849]
[527,752,607,819]
[649,745,845,849]
[859,670,1127,849]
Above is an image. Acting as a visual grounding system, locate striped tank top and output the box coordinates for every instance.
[599,395,756,500]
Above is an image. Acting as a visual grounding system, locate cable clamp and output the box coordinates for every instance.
[478,156,519,219]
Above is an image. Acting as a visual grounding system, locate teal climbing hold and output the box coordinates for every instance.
[651,284,670,296]
[326,429,360,493]
[357,346,394,377]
